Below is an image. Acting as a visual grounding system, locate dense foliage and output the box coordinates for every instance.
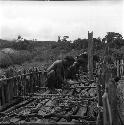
[0,32,123,71]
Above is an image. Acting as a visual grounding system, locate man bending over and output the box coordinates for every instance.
[46,56,75,90]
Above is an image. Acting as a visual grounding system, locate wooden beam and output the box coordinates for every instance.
[0,122,83,125]
[88,31,94,81]
[117,60,120,77]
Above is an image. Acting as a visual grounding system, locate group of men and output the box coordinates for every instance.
[45,55,86,90]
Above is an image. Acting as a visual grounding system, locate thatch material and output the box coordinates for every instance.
[1,48,32,65]
[1,48,15,54]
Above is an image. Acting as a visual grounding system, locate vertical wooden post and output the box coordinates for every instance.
[23,75,26,97]
[1,84,5,105]
[0,86,2,106]
[122,59,124,76]
[15,77,18,97]
[102,60,120,125]
[38,72,41,88]
[96,64,104,125]
[17,76,20,96]
[102,67,112,125]
[7,80,11,102]
[11,78,14,100]
[120,59,123,76]
[88,31,94,81]
[117,60,120,77]
[108,80,119,125]
[5,80,9,103]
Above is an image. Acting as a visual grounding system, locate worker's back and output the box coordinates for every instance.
[47,60,64,78]
[46,60,65,89]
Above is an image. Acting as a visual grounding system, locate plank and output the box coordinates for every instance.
[1,84,5,105]
[0,122,83,125]
[88,31,94,81]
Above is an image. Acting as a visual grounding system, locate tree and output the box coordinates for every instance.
[17,35,23,41]
[72,38,88,50]
[13,39,32,50]
[58,36,61,42]
[17,35,21,40]
[103,32,123,49]
[93,37,104,51]
[62,36,69,42]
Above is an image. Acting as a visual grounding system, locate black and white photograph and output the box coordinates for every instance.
[0,0,124,125]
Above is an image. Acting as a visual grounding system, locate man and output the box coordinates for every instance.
[76,52,100,73]
[66,58,85,80]
[46,56,75,90]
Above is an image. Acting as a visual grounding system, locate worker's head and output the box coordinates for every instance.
[63,56,75,67]
[76,58,87,66]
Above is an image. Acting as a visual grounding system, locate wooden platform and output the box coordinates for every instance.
[0,85,98,125]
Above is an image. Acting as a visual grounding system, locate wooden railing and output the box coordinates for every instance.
[0,68,47,111]
[101,65,123,125]
[0,63,122,124]
[116,59,124,77]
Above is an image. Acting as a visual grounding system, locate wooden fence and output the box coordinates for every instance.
[0,62,123,125]
[0,68,47,111]
[101,63,123,125]
[118,59,124,77]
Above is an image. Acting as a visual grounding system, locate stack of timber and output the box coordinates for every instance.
[0,80,98,125]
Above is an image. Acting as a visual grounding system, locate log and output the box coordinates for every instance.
[0,98,20,112]
[30,90,51,113]
[1,83,5,105]
[108,80,119,125]
[0,122,83,125]
[88,31,94,81]
[96,74,103,125]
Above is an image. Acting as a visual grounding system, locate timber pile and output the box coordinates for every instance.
[0,81,98,125]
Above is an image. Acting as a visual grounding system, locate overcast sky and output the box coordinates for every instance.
[0,1,124,41]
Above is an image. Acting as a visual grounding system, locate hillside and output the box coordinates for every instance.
[0,32,124,77]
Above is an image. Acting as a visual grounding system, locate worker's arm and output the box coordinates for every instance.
[46,62,55,73]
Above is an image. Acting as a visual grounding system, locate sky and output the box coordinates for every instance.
[0,1,124,41]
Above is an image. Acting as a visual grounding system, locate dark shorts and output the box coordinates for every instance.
[46,70,62,89]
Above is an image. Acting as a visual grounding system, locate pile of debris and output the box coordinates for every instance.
[0,80,98,125]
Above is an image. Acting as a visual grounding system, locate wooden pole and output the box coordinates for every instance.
[120,59,124,76]
[102,45,119,125]
[88,31,94,81]
[117,60,120,77]
[96,64,104,125]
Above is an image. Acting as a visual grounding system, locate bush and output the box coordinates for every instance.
[8,50,32,65]
[0,51,13,68]
[33,56,45,62]
[12,40,32,50]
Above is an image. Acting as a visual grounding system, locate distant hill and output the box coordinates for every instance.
[0,48,33,68]
[0,51,13,68]
[0,32,124,70]
[0,39,12,49]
